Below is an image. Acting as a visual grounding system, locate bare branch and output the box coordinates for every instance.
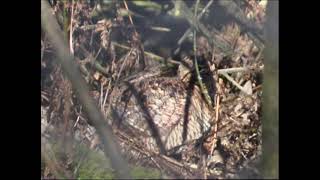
[41,1,131,178]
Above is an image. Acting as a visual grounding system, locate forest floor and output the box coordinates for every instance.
[41,0,267,179]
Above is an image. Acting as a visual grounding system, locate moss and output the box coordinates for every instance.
[75,147,162,179]
[72,143,114,179]
[130,166,161,179]
[73,143,162,179]
[42,139,162,179]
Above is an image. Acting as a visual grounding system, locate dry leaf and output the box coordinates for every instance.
[242,80,253,95]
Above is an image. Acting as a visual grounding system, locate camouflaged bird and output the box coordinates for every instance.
[109,61,215,154]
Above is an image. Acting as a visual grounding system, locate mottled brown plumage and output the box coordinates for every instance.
[110,64,214,153]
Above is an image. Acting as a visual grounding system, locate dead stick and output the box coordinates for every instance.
[221,72,250,95]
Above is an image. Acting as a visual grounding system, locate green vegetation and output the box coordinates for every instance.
[42,140,161,179]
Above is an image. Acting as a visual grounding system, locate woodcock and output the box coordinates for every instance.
[109,63,215,154]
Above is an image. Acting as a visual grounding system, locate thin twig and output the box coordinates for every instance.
[94,47,102,63]
[100,83,103,109]
[116,129,196,177]
[221,72,250,95]
[73,106,82,128]
[78,45,109,76]
[114,43,261,75]
[122,0,141,41]
[194,2,210,178]
[123,0,134,26]
[240,150,248,160]
[160,154,183,166]
[149,26,171,32]
[252,84,262,92]
[109,43,261,98]
[41,92,50,102]
[217,67,249,74]
[175,0,214,55]
[193,1,213,108]
[102,79,112,114]
[79,24,170,33]
[228,116,241,126]
[174,0,233,55]
[69,0,74,54]
[116,49,134,82]
[254,49,263,62]
[94,41,259,87]
[112,42,181,67]
[102,49,135,123]
[87,47,103,83]
[202,153,207,180]
[210,94,220,155]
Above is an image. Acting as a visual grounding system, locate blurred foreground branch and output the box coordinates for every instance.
[260,1,279,178]
[41,1,130,179]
